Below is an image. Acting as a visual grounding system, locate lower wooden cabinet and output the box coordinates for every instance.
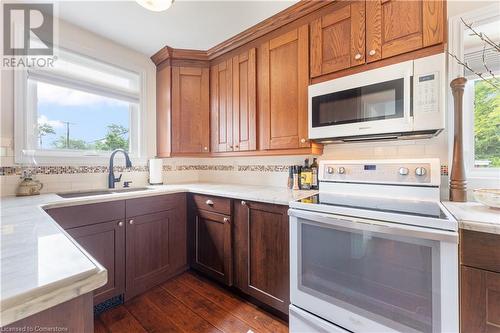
[190,209,233,285]
[234,200,290,314]
[46,193,187,305]
[66,220,125,305]
[461,266,500,333]
[125,207,186,299]
[460,230,500,333]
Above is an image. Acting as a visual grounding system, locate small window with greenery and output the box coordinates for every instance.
[450,8,500,174]
[16,48,142,164]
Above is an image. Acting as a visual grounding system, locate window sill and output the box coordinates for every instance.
[15,151,148,166]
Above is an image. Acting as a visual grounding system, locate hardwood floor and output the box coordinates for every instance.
[95,271,289,333]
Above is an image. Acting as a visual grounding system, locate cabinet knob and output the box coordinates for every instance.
[369,49,376,56]
[354,53,362,60]
[241,200,247,206]
[234,145,239,149]
[203,146,208,151]
[300,138,307,143]
[229,145,233,149]
[223,217,230,223]
[129,219,134,225]
[206,199,214,206]
[118,221,124,227]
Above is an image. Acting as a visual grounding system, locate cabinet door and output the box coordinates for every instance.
[366,0,443,62]
[66,220,125,305]
[156,63,171,157]
[232,48,257,151]
[190,209,232,286]
[172,66,210,153]
[259,25,310,150]
[461,266,500,333]
[125,208,184,299]
[310,1,366,77]
[210,60,233,152]
[234,200,289,313]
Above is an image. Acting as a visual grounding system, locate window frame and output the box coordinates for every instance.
[448,3,500,180]
[14,46,148,165]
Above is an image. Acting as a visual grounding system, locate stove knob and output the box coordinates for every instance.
[327,167,335,174]
[337,167,346,174]
[399,167,409,176]
[415,167,427,177]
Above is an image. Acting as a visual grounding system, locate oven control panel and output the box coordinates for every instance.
[319,159,440,186]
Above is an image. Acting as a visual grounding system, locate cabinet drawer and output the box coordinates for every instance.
[192,194,231,215]
[46,200,125,229]
[126,193,186,217]
[461,230,500,273]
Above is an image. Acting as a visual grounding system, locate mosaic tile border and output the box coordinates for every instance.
[0,164,450,176]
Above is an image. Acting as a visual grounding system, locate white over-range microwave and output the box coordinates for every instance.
[308,53,446,142]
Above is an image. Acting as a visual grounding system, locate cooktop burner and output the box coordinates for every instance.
[297,193,449,220]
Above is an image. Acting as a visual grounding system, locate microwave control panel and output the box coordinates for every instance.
[415,72,439,113]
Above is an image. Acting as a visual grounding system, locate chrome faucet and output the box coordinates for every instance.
[108,149,132,189]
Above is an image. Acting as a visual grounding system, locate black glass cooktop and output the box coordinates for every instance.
[297,193,449,220]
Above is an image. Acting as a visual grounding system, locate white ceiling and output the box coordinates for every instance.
[54,1,298,56]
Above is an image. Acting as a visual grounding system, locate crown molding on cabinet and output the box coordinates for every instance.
[150,0,332,66]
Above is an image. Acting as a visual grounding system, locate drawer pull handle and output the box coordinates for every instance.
[206,200,214,206]
[241,200,246,206]
[223,217,230,223]
[129,219,134,225]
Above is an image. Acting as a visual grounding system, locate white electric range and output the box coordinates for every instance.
[288,159,458,333]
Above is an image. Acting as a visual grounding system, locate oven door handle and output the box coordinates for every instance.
[289,208,458,243]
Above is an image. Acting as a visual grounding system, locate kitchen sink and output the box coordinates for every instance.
[57,187,152,198]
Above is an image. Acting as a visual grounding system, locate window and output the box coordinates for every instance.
[449,4,500,178]
[15,47,144,164]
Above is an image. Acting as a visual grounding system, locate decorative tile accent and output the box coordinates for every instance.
[0,163,293,176]
[441,164,449,176]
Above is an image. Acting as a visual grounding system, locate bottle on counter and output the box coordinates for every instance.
[288,166,294,189]
[300,159,312,190]
[292,166,300,190]
[311,158,319,190]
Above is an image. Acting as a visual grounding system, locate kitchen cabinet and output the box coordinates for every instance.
[125,194,187,299]
[171,66,210,154]
[234,200,290,314]
[366,0,444,62]
[189,195,233,285]
[460,230,500,333]
[156,63,172,157]
[66,220,125,305]
[211,48,256,153]
[259,25,310,150]
[310,1,366,77]
[45,193,187,304]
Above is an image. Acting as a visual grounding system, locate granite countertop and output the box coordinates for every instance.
[442,201,500,235]
[0,182,316,326]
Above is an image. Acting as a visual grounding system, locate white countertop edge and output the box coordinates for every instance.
[1,183,315,326]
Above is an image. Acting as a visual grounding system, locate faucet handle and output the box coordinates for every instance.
[115,173,123,182]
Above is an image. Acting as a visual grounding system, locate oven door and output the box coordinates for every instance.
[289,209,458,333]
[308,60,413,139]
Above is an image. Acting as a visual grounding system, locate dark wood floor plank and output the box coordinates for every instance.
[125,293,184,333]
[99,305,147,333]
[161,278,255,333]
[94,318,109,333]
[146,287,222,333]
[178,272,288,333]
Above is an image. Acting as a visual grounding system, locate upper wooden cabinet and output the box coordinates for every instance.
[259,25,310,150]
[366,0,444,62]
[310,1,366,77]
[211,49,256,153]
[171,66,210,154]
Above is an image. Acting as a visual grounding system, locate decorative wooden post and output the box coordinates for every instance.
[450,77,468,202]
